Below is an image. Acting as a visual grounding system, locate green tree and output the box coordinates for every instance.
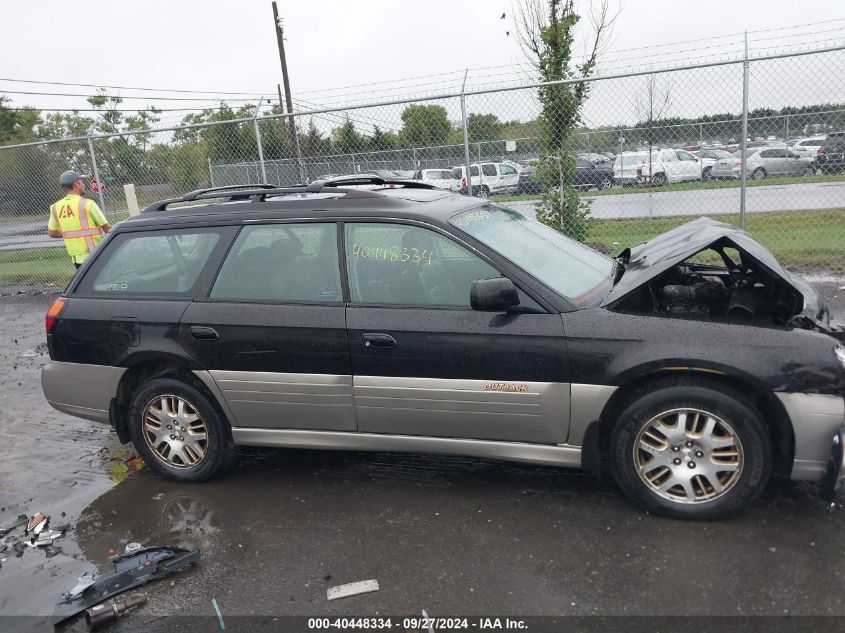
[399,104,453,152]
[0,97,39,144]
[467,113,502,142]
[516,0,615,241]
[370,126,398,152]
[332,118,368,154]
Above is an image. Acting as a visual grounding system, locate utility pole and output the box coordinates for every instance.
[272,1,305,182]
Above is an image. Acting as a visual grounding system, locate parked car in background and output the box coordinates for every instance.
[451,162,520,197]
[414,168,455,190]
[790,136,826,160]
[310,172,409,190]
[517,165,543,195]
[711,147,815,180]
[613,152,648,186]
[695,149,734,181]
[616,149,701,186]
[577,152,612,166]
[574,157,614,190]
[815,131,845,174]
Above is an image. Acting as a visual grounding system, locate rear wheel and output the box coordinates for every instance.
[702,167,713,181]
[478,185,490,198]
[128,377,237,482]
[610,382,771,519]
[752,167,767,180]
[599,177,613,190]
[651,172,667,186]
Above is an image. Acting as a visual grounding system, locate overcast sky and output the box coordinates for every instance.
[2,0,844,132]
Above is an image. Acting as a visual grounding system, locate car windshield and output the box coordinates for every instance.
[450,204,615,306]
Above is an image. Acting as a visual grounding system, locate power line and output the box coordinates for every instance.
[0,88,260,102]
[0,76,267,96]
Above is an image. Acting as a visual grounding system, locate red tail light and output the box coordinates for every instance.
[461,176,467,188]
[45,297,67,334]
[817,147,825,156]
[735,161,741,168]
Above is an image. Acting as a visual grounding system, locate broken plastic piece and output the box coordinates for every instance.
[55,546,199,625]
[327,579,380,601]
[26,513,49,535]
[44,545,62,558]
[85,595,147,630]
[125,542,143,554]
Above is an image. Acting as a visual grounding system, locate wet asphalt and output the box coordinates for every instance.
[2,288,845,632]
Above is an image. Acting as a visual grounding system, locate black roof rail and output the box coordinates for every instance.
[305,175,436,192]
[181,183,279,201]
[141,178,436,214]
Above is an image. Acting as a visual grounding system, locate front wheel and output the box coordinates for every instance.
[752,167,767,180]
[701,167,713,181]
[599,178,613,190]
[610,382,771,519]
[128,377,237,482]
[651,173,667,186]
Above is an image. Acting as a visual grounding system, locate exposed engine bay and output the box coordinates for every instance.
[613,244,812,328]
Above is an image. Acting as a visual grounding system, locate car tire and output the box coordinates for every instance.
[701,167,712,181]
[805,164,818,176]
[128,377,237,482]
[599,178,613,190]
[610,381,771,520]
[478,186,490,199]
[652,173,667,186]
[752,167,767,180]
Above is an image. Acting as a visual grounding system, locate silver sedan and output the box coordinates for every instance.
[711,146,816,180]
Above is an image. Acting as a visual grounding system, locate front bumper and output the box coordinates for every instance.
[821,426,845,502]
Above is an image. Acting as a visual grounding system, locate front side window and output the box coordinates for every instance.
[87,230,220,294]
[451,204,614,306]
[345,223,500,307]
[481,163,498,177]
[500,164,517,175]
[211,223,341,303]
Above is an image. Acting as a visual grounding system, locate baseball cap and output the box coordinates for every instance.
[59,170,90,187]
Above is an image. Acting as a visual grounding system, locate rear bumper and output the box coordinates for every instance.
[776,392,845,481]
[41,361,125,424]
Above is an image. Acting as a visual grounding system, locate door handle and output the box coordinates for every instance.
[189,326,219,341]
[362,333,397,349]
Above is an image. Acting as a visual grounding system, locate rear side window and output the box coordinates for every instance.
[210,223,342,303]
[451,168,462,179]
[83,229,221,295]
[481,164,497,177]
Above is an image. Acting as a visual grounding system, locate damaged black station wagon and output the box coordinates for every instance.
[42,178,845,519]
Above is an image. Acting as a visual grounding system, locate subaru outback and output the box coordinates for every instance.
[41,177,845,519]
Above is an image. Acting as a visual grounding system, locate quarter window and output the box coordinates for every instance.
[87,230,220,294]
[345,223,500,307]
[211,223,342,303]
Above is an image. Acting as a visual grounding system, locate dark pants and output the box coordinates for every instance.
[74,263,81,269]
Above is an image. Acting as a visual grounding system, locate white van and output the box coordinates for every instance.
[450,162,520,197]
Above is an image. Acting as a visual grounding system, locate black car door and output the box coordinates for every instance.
[343,221,570,444]
[179,222,356,431]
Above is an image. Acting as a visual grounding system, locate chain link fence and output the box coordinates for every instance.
[1,47,843,294]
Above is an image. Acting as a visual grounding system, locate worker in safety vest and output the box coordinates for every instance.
[47,171,111,269]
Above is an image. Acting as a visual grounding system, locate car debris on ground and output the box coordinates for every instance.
[0,512,69,559]
[327,579,380,601]
[54,546,200,625]
[85,595,148,630]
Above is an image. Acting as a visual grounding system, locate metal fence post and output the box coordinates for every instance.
[739,31,750,230]
[460,69,472,195]
[253,97,268,184]
[86,127,107,213]
[208,157,215,186]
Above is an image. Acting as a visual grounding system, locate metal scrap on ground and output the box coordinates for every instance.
[327,579,380,601]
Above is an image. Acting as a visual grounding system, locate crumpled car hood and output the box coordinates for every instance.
[600,217,830,328]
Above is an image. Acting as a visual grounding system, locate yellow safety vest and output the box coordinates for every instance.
[50,195,103,263]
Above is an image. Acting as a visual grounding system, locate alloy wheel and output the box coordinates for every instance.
[142,395,209,469]
[633,408,743,504]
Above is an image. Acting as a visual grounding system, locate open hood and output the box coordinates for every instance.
[601,217,830,329]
